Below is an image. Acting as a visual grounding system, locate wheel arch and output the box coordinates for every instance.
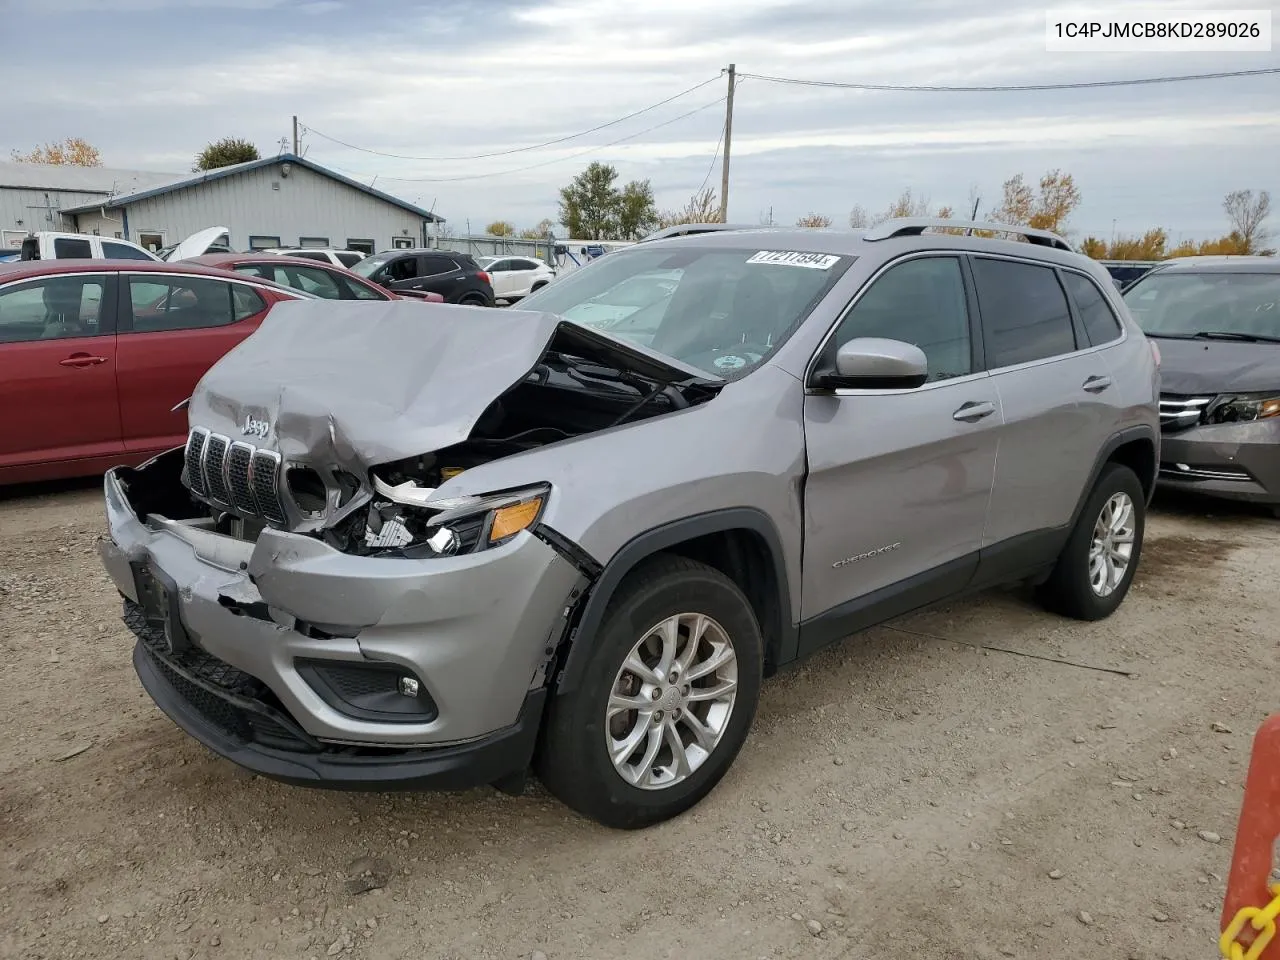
[1068,425,1158,532]
[552,508,797,698]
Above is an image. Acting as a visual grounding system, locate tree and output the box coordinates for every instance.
[193,137,260,172]
[10,137,102,166]
[881,188,932,221]
[558,162,620,239]
[485,220,515,237]
[517,218,556,240]
[992,174,1035,226]
[617,180,659,240]
[1027,170,1081,234]
[658,187,721,228]
[848,205,870,229]
[1080,237,1108,259]
[796,213,832,228]
[1223,189,1272,254]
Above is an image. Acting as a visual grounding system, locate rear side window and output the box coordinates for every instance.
[101,241,153,261]
[423,256,459,275]
[54,237,93,259]
[127,276,251,332]
[0,275,107,342]
[336,251,363,268]
[1062,271,1123,346]
[971,258,1077,368]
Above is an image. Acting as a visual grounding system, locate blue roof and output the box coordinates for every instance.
[59,154,443,222]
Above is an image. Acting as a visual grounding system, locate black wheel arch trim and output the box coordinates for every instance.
[552,508,797,698]
[1070,425,1159,530]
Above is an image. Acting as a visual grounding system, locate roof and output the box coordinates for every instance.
[1146,256,1280,274]
[0,257,310,289]
[58,154,443,222]
[0,160,182,195]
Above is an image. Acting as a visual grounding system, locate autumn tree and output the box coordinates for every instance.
[518,218,556,240]
[992,174,1036,226]
[796,213,832,228]
[194,137,260,172]
[658,187,721,228]
[485,220,515,237]
[1223,189,1272,253]
[11,137,102,166]
[881,188,932,221]
[848,205,870,229]
[1079,237,1108,259]
[990,170,1081,235]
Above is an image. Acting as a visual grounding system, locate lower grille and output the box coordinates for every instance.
[123,599,316,752]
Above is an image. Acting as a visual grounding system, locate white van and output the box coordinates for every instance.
[0,231,160,263]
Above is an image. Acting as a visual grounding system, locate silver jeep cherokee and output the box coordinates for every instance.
[99,219,1161,829]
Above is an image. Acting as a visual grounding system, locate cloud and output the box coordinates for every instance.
[1,0,1275,239]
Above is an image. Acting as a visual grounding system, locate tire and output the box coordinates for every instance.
[459,293,488,307]
[530,282,548,293]
[1038,462,1145,620]
[536,554,763,829]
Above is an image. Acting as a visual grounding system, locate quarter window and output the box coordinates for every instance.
[1062,271,1123,346]
[53,237,93,259]
[971,257,1077,368]
[827,256,972,382]
[0,275,107,343]
[127,276,254,332]
[102,241,155,261]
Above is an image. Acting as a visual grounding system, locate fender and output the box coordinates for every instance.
[552,508,797,697]
[1067,424,1159,532]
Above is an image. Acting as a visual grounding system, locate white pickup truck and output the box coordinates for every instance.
[0,231,160,263]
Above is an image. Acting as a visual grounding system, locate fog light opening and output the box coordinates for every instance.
[398,677,420,698]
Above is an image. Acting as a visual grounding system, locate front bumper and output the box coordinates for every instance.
[1158,420,1280,506]
[99,455,584,789]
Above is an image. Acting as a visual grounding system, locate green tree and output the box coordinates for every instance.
[558,162,621,239]
[194,137,260,172]
[617,180,659,240]
[485,220,515,237]
[11,137,102,166]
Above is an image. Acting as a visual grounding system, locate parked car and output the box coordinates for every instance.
[475,255,556,302]
[158,227,234,262]
[0,231,160,263]
[1101,260,1160,291]
[98,220,1159,829]
[186,253,444,303]
[261,248,369,269]
[351,249,495,306]
[0,259,307,484]
[1121,255,1280,514]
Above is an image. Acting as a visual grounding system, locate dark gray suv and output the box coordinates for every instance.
[99,218,1161,828]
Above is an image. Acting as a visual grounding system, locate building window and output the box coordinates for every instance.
[248,235,281,250]
[137,232,164,251]
[298,236,329,248]
[392,236,414,249]
[346,238,375,255]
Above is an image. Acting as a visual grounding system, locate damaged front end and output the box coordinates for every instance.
[99,300,719,793]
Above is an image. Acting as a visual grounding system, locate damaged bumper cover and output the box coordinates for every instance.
[99,456,588,790]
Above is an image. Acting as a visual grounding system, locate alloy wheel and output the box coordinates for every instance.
[1089,491,1136,597]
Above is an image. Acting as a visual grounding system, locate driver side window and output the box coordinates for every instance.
[828,256,972,383]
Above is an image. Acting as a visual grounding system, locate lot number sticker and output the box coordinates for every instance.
[747,250,841,270]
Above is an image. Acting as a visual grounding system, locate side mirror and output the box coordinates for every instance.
[815,337,929,390]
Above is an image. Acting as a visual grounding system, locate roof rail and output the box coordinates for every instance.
[862,218,1074,252]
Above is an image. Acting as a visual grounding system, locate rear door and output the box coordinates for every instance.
[0,272,122,474]
[113,273,276,456]
[487,259,517,299]
[971,254,1115,552]
[799,254,1000,653]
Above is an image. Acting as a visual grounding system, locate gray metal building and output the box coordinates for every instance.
[59,154,445,255]
[0,160,179,249]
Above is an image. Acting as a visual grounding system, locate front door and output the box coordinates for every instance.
[799,254,1000,655]
[0,272,122,476]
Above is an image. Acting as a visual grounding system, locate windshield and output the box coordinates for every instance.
[1123,270,1280,339]
[517,246,852,377]
[351,253,393,278]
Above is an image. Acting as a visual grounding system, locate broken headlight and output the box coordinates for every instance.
[365,481,549,558]
[1204,393,1280,425]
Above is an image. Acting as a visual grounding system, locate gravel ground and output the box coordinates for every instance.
[1,481,1276,960]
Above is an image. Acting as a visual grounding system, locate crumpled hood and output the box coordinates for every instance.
[1153,336,1280,395]
[187,299,710,469]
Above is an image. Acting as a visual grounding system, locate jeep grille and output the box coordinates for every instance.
[183,427,287,525]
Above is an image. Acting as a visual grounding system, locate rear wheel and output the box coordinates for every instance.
[459,292,489,307]
[536,555,762,829]
[1038,462,1145,620]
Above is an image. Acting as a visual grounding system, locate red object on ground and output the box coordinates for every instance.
[1222,713,1280,958]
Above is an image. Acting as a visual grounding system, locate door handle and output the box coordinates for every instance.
[59,354,108,368]
[953,400,996,422]
[1083,375,1112,393]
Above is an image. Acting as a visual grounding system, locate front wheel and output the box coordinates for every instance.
[536,555,762,829]
[1038,462,1145,620]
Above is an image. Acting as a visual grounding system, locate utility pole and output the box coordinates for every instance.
[718,64,735,223]
[292,115,299,156]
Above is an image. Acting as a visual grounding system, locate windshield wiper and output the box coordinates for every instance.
[1191,331,1280,344]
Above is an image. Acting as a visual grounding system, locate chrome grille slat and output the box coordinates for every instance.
[182,428,286,526]
[1159,393,1213,431]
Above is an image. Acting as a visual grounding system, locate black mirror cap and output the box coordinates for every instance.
[811,369,929,391]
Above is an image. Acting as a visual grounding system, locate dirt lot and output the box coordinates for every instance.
[1,482,1277,960]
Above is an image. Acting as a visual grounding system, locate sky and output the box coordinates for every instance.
[1,0,1277,243]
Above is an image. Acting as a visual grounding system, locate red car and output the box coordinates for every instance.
[187,253,446,303]
[0,259,308,485]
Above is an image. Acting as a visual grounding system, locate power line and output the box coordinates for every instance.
[299,76,720,163]
[698,118,726,196]
[738,66,1280,93]
[320,96,726,183]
